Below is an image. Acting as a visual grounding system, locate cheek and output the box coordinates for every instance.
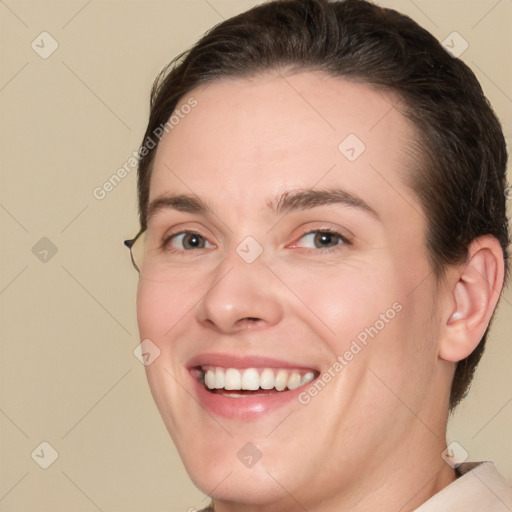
[288,261,436,392]
[136,278,203,435]
[136,282,167,341]
[280,263,393,352]
[136,277,199,341]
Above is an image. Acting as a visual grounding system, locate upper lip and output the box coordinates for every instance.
[186,353,319,371]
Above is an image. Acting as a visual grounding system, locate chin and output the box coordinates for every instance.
[186,459,293,506]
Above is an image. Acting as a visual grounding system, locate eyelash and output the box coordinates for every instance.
[161,228,351,254]
[161,231,213,253]
[293,228,351,252]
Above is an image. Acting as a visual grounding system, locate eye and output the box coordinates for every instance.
[165,231,214,250]
[292,229,349,250]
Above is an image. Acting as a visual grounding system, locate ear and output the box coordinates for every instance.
[438,235,505,363]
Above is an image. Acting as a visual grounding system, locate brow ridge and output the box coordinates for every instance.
[147,187,379,223]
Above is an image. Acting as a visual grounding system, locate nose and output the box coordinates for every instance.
[195,251,284,334]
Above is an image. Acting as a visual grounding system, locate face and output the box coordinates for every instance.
[136,71,450,508]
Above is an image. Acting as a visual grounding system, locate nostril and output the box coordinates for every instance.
[238,317,262,328]
[223,316,263,331]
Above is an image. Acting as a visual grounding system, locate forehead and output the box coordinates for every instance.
[149,70,422,226]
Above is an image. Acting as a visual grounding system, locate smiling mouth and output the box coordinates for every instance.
[194,366,319,397]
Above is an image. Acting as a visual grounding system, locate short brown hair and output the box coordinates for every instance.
[136,0,509,408]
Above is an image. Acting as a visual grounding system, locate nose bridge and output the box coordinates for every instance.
[195,241,283,332]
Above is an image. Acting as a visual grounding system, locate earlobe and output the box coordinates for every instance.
[439,236,505,363]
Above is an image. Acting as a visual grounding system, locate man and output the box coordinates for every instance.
[125,0,511,509]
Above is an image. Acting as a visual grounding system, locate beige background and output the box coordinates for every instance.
[0,1,510,511]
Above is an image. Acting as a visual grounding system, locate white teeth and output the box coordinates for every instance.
[287,372,302,390]
[302,372,315,385]
[275,370,288,391]
[214,367,225,389]
[202,366,317,392]
[241,368,260,390]
[205,369,216,389]
[224,368,242,390]
[260,368,275,389]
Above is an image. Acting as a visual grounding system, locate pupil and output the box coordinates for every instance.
[315,232,336,247]
[185,234,203,249]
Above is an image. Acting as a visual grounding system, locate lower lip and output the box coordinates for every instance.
[190,373,311,420]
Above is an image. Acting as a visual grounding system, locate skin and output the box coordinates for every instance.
[136,70,504,511]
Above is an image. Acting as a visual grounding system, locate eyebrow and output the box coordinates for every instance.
[146,188,380,223]
[147,194,209,223]
[270,188,380,219]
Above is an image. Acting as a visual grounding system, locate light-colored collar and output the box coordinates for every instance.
[414,461,512,511]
